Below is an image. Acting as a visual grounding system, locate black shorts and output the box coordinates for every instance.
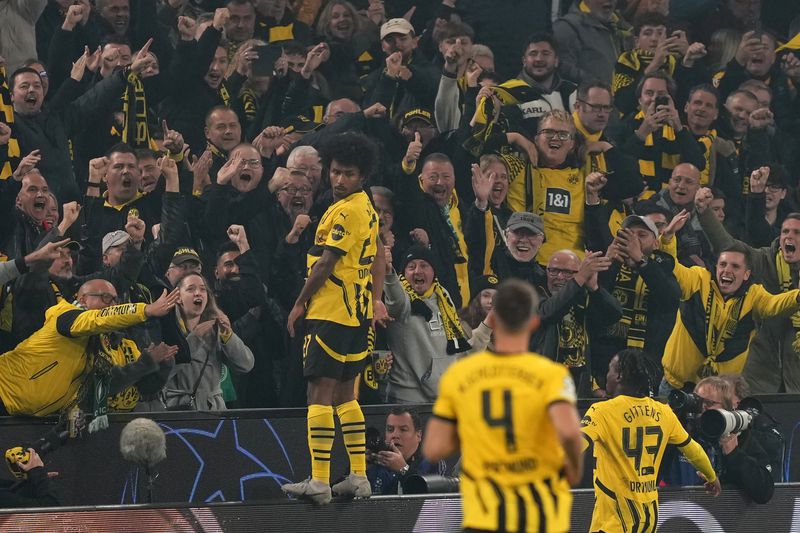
[303,319,374,381]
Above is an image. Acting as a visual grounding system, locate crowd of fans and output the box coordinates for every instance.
[0,0,798,422]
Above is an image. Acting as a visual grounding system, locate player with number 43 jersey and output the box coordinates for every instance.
[424,280,584,533]
[581,349,721,533]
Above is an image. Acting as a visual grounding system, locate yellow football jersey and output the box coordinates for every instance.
[433,350,577,533]
[581,395,690,533]
[306,190,378,327]
[532,166,586,264]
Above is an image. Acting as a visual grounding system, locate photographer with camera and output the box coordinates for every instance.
[664,376,774,503]
[366,407,446,495]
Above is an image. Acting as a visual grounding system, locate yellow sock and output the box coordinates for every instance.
[335,399,366,476]
[307,404,335,483]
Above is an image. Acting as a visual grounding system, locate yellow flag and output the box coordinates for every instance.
[777,32,800,52]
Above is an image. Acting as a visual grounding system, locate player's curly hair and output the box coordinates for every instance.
[615,348,658,397]
[319,131,378,180]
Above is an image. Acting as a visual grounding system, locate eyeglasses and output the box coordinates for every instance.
[240,159,262,168]
[766,184,786,192]
[83,292,118,305]
[546,267,578,278]
[536,129,573,141]
[280,186,313,196]
[698,396,722,409]
[577,100,613,114]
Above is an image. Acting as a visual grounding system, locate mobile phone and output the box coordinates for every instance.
[654,95,670,108]
[251,44,283,77]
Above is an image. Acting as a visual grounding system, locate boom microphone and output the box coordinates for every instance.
[120,418,166,470]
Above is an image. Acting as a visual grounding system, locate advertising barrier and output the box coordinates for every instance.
[3,487,800,532]
[0,396,799,506]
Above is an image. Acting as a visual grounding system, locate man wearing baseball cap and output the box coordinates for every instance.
[364,18,439,121]
[591,212,681,396]
[481,211,547,287]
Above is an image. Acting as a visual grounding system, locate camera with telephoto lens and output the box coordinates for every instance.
[700,397,762,439]
[668,389,703,419]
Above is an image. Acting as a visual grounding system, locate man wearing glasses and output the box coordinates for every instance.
[533,249,620,397]
[0,279,179,417]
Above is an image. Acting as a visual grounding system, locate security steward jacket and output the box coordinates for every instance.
[662,261,800,389]
[0,300,149,416]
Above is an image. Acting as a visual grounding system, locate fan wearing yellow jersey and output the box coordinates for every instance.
[283,133,386,505]
[581,349,721,533]
[425,279,584,533]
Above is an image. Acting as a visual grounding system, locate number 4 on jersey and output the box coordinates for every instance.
[482,389,517,452]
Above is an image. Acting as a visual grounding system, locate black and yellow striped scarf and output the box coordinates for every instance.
[115,71,156,149]
[573,110,608,176]
[464,78,540,157]
[612,49,677,95]
[240,87,259,126]
[0,64,20,180]
[607,264,649,348]
[398,275,469,354]
[696,129,717,186]
[219,82,231,106]
[776,251,800,352]
[634,110,680,192]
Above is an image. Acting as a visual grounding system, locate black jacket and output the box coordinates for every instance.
[14,72,126,203]
[594,250,681,386]
[0,467,59,508]
[532,279,622,395]
[159,26,245,153]
[362,49,440,122]
[394,184,467,309]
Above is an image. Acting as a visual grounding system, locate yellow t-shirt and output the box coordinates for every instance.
[433,350,577,533]
[306,190,379,327]
[581,395,690,533]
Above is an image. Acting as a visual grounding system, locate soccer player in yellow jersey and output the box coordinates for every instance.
[425,279,584,533]
[283,132,386,505]
[581,349,721,533]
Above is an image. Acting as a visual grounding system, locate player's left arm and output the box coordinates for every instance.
[550,401,584,486]
[294,248,341,308]
[547,368,583,486]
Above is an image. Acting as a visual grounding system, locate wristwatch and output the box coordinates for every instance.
[399,464,410,476]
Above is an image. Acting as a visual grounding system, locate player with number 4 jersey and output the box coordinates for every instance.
[581,349,720,533]
[424,280,584,533]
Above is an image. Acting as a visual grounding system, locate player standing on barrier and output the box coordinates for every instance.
[581,349,721,533]
[283,132,385,505]
[424,279,584,533]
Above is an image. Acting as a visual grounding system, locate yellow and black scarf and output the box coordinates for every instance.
[464,78,540,157]
[219,82,231,107]
[0,64,20,180]
[398,275,469,354]
[607,264,649,348]
[115,71,156,149]
[776,251,800,352]
[696,129,717,186]
[634,110,680,192]
[613,49,677,95]
[699,284,746,377]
